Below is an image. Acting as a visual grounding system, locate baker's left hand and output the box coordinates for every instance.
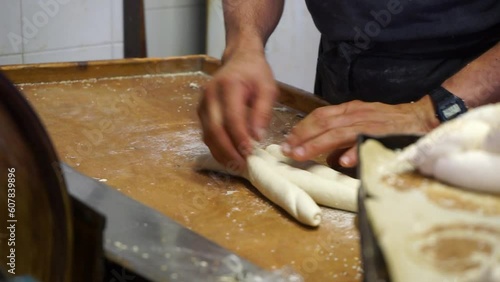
[281,98,440,167]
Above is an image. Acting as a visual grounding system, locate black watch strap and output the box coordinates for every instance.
[429,86,468,122]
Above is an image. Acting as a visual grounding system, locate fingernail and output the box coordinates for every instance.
[293,146,305,158]
[340,155,351,167]
[281,143,291,154]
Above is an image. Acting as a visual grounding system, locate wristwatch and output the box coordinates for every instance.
[429,86,468,122]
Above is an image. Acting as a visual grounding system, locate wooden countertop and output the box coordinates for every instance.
[3,56,362,281]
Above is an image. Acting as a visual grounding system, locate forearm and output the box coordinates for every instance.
[413,42,500,131]
[442,42,500,107]
[222,0,284,60]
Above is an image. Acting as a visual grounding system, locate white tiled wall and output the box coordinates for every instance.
[0,1,22,56]
[0,0,123,65]
[0,0,206,65]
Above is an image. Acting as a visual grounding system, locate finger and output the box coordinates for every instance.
[339,146,358,168]
[198,83,246,173]
[326,148,350,168]
[202,125,246,174]
[220,80,254,157]
[285,106,341,147]
[325,148,358,178]
[198,82,222,125]
[285,102,391,149]
[250,82,279,140]
[287,127,359,161]
[284,103,360,151]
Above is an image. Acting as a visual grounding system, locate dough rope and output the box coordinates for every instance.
[266,144,360,189]
[247,150,321,226]
[264,145,359,212]
[196,145,361,226]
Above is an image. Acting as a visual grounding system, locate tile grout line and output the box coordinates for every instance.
[23,43,116,56]
[110,0,115,58]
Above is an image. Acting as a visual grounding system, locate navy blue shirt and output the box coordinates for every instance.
[306,0,500,53]
[305,0,500,104]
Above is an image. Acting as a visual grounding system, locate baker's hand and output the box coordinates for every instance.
[197,50,279,172]
[282,98,439,168]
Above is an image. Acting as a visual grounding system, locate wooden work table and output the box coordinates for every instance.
[2,55,362,281]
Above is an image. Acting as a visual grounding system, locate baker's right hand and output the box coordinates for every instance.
[197,50,279,173]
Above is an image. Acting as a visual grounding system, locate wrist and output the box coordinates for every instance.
[222,33,266,63]
[410,95,441,131]
[441,79,472,108]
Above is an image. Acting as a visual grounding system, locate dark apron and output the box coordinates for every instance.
[314,25,500,105]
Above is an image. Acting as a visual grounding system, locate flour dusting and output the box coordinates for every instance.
[169,128,209,159]
[321,208,356,229]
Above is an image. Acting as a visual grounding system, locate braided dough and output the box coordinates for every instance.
[196,145,360,226]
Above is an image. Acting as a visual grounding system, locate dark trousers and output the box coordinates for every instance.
[314,31,499,105]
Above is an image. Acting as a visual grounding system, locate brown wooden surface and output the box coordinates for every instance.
[2,56,362,281]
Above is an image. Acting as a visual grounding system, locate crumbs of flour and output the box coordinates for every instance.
[321,208,356,229]
[170,128,209,159]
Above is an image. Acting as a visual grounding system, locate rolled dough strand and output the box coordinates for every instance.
[434,151,500,194]
[195,154,240,177]
[195,152,322,226]
[265,144,360,194]
[247,150,322,226]
[265,144,294,163]
[398,120,491,170]
[398,103,500,168]
[257,147,358,212]
[483,126,500,154]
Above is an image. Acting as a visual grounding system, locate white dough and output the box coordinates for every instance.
[196,149,321,226]
[399,120,491,171]
[195,153,239,177]
[399,102,500,194]
[483,126,500,154]
[264,144,290,163]
[247,150,321,226]
[361,139,500,282]
[265,144,359,212]
[196,145,361,226]
[434,151,500,194]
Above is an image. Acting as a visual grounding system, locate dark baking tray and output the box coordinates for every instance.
[356,134,421,282]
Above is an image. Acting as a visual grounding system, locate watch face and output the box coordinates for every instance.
[441,103,462,120]
[438,97,467,121]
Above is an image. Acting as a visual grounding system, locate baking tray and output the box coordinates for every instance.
[1,55,361,281]
[357,134,421,282]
